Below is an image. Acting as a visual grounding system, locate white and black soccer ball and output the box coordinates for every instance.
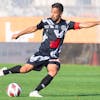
[6,83,22,97]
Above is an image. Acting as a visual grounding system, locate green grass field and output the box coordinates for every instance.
[0,64,100,100]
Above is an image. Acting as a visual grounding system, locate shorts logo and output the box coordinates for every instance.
[30,55,49,62]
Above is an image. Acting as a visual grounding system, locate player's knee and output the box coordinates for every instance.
[48,70,58,77]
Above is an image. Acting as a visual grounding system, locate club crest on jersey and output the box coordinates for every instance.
[61,25,68,31]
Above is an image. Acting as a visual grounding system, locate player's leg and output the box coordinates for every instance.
[0,52,41,76]
[29,59,60,97]
[0,64,34,76]
[34,61,60,91]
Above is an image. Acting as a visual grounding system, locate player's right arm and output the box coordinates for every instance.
[12,20,44,39]
[12,26,38,39]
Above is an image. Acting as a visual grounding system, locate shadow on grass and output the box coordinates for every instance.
[44,93,100,97]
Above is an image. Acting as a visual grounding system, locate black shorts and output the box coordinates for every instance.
[26,52,60,71]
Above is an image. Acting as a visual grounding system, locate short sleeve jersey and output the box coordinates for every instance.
[36,18,80,58]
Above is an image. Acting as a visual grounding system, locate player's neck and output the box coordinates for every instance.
[56,18,61,24]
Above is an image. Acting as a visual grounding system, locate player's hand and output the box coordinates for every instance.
[12,34,20,39]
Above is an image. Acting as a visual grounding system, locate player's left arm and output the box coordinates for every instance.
[79,21,100,29]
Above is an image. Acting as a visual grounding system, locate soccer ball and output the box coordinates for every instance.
[6,83,22,97]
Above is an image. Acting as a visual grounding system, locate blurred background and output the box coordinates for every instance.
[0,0,100,17]
[0,0,100,65]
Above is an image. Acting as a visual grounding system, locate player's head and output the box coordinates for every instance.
[51,3,64,22]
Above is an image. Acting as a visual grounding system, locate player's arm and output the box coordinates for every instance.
[12,20,44,39]
[68,21,100,30]
[79,21,100,29]
[12,26,38,39]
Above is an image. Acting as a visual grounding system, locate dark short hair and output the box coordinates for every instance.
[52,3,64,12]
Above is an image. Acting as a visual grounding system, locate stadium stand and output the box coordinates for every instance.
[0,0,100,17]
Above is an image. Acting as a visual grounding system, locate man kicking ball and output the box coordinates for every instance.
[0,2,100,97]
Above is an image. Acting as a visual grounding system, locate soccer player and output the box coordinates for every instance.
[0,3,100,97]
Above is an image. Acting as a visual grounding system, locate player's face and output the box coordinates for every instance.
[51,7,62,22]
